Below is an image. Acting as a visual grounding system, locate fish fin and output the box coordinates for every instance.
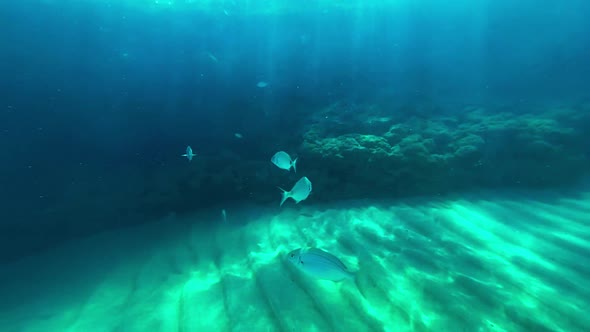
[278,187,289,206]
[182,154,188,157]
[300,246,310,255]
[292,158,298,173]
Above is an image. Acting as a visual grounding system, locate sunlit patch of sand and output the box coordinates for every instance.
[1,190,589,331]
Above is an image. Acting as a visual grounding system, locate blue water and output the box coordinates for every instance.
[1,1,589,330]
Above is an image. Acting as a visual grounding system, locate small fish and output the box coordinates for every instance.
[256,81,268,88]
[278,176,312,206]
[234,133,243,139]
[221,209,227,223]
[207,52,219,63]
[181,146,196,161]
[223,9,229,16]
[271,151,297,172]
[287,247,354,282]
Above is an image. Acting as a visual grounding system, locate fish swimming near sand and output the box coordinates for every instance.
[278,176,312,206]
[182,146,196,161]
[271,151,297,172]
[287,247,354,282]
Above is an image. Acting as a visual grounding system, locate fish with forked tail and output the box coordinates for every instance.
[278,176,312,206]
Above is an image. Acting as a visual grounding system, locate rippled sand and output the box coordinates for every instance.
[1,190,589,331]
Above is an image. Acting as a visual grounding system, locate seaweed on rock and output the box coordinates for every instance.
[299,103,589,200]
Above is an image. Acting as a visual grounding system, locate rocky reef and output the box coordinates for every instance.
[133,101,590,217]
[52,101,590,226]
[140,101,590,215]
[299,101,590,201]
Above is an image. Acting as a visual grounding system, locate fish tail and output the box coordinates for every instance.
[292,158,298,173]
[278,187,289,206]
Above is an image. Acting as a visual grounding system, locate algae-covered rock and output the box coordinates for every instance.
[384,123,414,145]
[299,102,589,200]
[449,134,485,162]
[91,102,588,220]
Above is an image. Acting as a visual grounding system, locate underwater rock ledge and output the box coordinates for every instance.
[138,102,589,218]
[298,103,589,202]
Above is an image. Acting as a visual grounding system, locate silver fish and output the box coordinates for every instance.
[287,248,354,282]
[182,146,196,161]
[206,52,219,63]
[278,176,311,206]
[271,151,297,172]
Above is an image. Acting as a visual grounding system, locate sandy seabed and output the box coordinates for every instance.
[1,189,589,332]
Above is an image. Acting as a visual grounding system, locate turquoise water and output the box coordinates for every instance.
[2,189,588,331]
[2,1,589,330]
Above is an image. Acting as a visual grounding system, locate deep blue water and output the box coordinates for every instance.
[1,0,589,260]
